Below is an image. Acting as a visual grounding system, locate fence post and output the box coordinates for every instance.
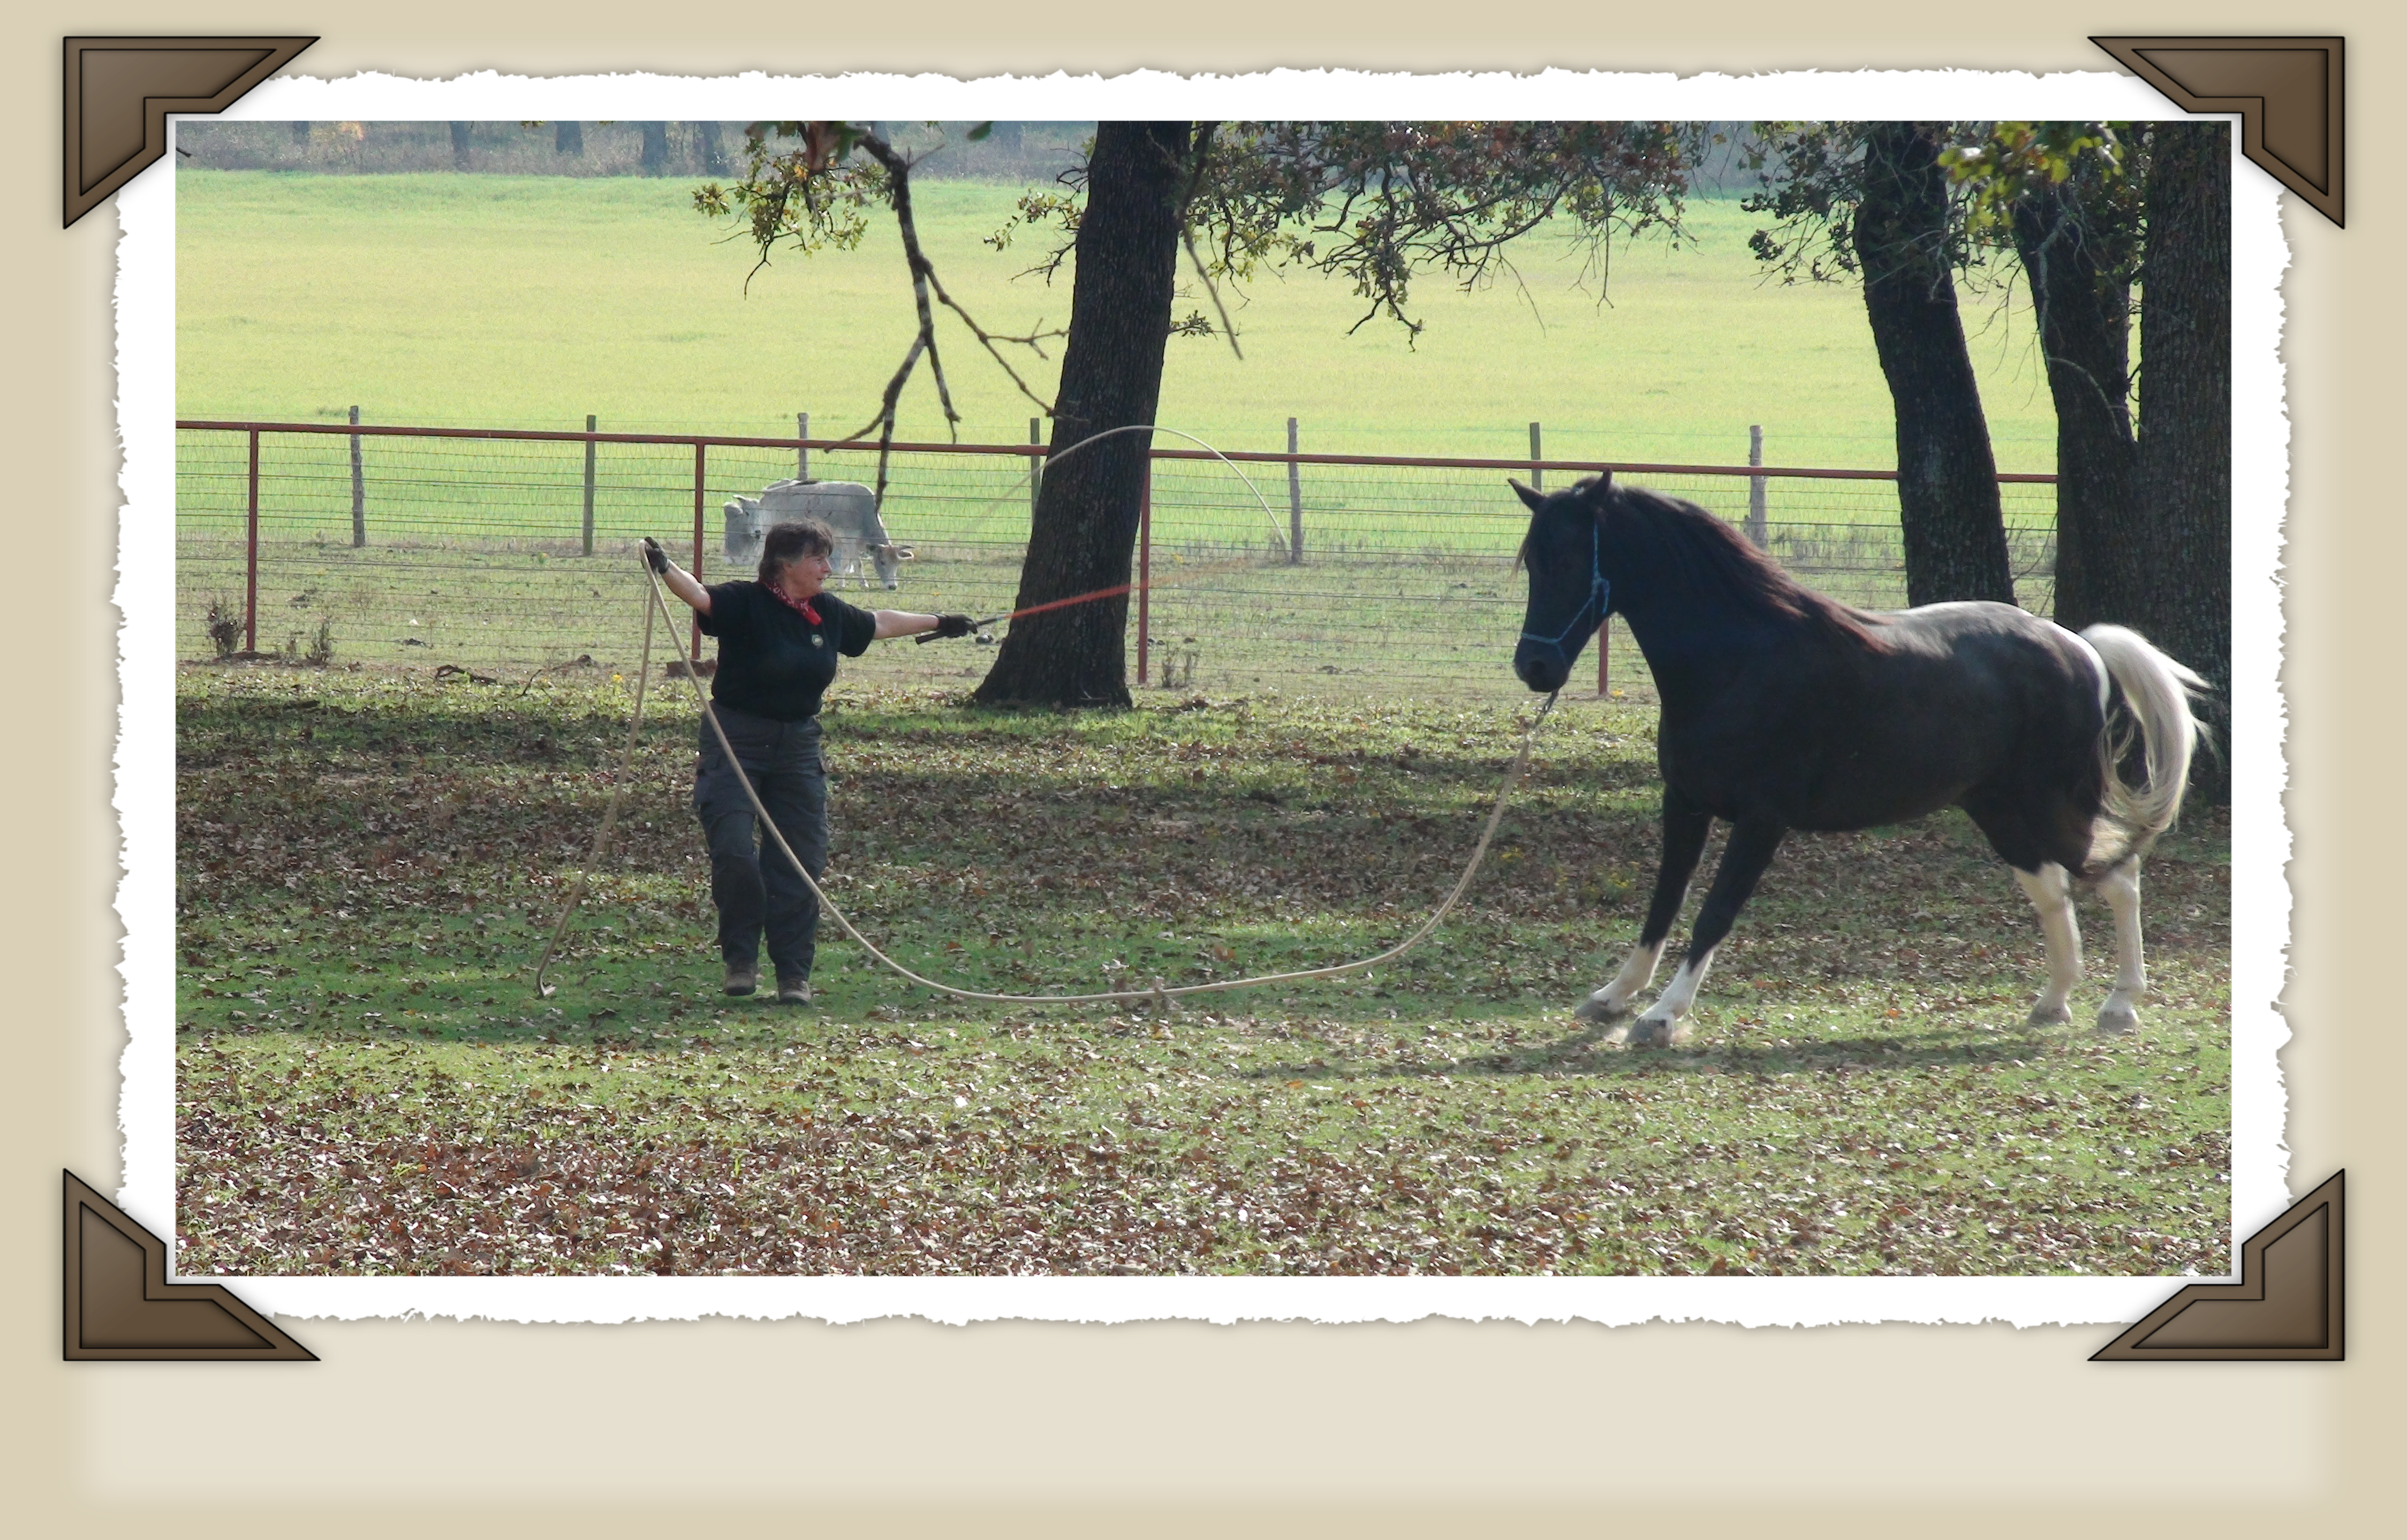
[691,442,706,663]
[348,406,366,548]
[797,411,809,482]
[582,413,598,556]
[246,428,261,654]
[1529,421,1543,491]
[1137,458,1152,688]
[1286,416,1303,565]
[1030,417,1043,516]
[1747,424,1767,548]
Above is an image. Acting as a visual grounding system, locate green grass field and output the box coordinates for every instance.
[176,169,2062,471]
[175,167,2070,683]
[175,669,2230,1277]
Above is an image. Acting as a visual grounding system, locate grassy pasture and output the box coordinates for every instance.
[176,170,2062,470]
[175,167,2068,687]
[175,667,2230,1277]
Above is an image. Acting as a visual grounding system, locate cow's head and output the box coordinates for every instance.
[868,543,916,589]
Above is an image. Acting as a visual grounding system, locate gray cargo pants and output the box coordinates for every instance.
[692,707,829,982]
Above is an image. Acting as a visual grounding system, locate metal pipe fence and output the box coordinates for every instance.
[175,420,2060,702]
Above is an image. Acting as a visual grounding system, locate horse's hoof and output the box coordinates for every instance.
[2095,1004,2139,1035]
[1573,991,1633,1023]
[2025,1003,2073,1029]
[1629,1015,1689,1049]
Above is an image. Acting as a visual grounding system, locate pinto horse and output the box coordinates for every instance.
[1510,474,2204,1048]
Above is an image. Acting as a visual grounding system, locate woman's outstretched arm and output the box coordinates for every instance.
[872,610,973,641]
[644,538,713,616]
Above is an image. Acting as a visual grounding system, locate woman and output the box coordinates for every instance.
[645,524,971,1004]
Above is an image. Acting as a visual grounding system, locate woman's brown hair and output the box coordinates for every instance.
[758,518,836,585]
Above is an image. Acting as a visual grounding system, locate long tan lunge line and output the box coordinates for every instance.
[536,552,1556,1008]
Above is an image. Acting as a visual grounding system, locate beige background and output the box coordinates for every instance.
[6,6,2395,1533]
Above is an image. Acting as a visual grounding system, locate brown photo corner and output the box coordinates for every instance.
[63,1173,314,1360]
[62,34,2344,1361]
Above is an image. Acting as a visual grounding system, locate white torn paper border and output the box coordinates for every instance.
[117,66,2289,1325]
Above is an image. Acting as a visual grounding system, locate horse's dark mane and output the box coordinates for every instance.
[1602,483,1893,649]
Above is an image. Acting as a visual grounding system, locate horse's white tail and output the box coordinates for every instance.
[2081,624,2207,873]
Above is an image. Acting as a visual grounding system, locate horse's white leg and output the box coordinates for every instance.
[1630,945,1720,1048]
[2013,862,2083,1027]
[2095,859,2146,1033]
[1575,795,1712,1038]
[1576,940,1666,1031]
[1628,820,1785,1049]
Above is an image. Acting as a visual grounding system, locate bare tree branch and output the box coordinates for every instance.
[703,122,1073,506]
[856,131,959,434]
[845,129,1069,500]
[845,328,929,513]
[1181,230,1245,359]
[1174,122,1243,359]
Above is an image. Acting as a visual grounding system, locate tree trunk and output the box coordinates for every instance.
[640,123,670,176]
[556,120,583,157]
[1853,123,2016,608]
[2128,122,2232,802]
[2012,178,2138,631]
[450,122,472,171]
[697,120,725,176]
[973,122,1192,708]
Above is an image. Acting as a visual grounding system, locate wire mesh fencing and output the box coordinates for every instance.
[176,422,2058,703]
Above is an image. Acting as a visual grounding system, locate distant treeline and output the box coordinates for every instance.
[175,120,1096,183]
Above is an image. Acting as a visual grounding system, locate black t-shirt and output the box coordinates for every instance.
[695,582,877,721]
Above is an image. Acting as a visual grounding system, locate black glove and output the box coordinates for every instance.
[932,613,974,639]
[641,537,670,575]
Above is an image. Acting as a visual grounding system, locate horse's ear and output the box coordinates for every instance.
[1581,471,1614,502]
[1510,479,1546,513]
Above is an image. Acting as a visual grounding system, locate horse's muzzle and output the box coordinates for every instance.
[1513,641,1572,694]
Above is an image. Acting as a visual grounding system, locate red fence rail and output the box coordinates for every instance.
[176,417,2062,482]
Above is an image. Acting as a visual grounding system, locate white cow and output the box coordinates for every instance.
[721,480,915,589]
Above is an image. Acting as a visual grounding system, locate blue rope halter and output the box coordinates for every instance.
[1518,512,1610,665]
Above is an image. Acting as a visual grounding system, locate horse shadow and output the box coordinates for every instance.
[1236,1021,2066,1086]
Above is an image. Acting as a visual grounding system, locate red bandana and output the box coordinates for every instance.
[769,584,821,626]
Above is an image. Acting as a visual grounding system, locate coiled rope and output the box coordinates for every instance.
[532,568,654,997]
